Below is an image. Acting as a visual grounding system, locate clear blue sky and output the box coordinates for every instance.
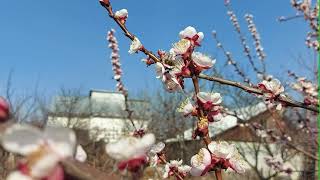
[0,0,312,97]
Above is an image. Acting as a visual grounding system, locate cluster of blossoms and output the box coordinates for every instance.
[265,156,293,175]
[148,143,191,179]
[244,14,266,60]
[1,124,77,180]
[107,29,127,95]
[227,11,241,33]
[113,7,144,55]
[162,160,191,179]
[257,78,285,110]
[178,92,223,122]
[251,122,292,143]
[290,0,319,51]
[291,77,318,106]
[224,2,263,77]
[251,122,280,142]
[190,141,247,176]
[305,31,319,51]
[148,141,247,178]
[155,26,214,92]
[106,133,155,173]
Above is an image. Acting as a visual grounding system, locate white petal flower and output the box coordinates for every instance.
[162,74,182,92]
[29,152,61,178]
[149,155,159,167]
[178,165,192,174]
[196,32,204,44]
[192,52,215,70]
[170,160,183,167]
[1,124,44,156]
[163,164,170,179]
[128,37,142,54]
[210,112,223,122]
[75,145,87,162]
[229,151,248,173]
[2,125,76,179]
[6,171,33,180]
[106,133,155,161]
[258,79,284,97]
[172,39,191,55]
[276,103,282,111]
[190,148,211,176]
[44,127,76,159]
[179,26,197,39]
[150,142,165,155]
[114,9,128,19]
[208,141,235,159]
[177,99,195,116]
[155,62,165,80]
[163,160,189,178]
[179,26,204,44]
[197,92,222,105]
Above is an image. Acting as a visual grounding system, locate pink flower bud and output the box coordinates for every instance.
[0,97,9,122]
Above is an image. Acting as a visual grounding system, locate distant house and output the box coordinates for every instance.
[47,90,151,143]
[165,103,308,180]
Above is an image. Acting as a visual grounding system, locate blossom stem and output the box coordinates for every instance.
[191,71,211,145]
[215,170,222,180]
[224,3,264,75]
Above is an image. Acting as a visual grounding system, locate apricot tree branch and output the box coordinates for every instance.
[198,74,318,113]
[99,1,318,114]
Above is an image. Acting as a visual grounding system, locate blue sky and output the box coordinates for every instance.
[0,0,313,97]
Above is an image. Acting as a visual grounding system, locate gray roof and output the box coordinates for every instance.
[49,90,151,120]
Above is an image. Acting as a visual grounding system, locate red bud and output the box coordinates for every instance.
[0,97,9,122]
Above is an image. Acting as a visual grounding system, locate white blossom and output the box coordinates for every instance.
[106,133,155,161]
[75,145,87,162]
[6,171,33,180]
[179,26,204,44]
[149,142,165,155]
[128,37,142,54]
[190,148,211,176]
[114,9,128,19]
[163,160,191,179]
[229,152,247,174]
[155,62,166,81]
[177,99,195,117]
[208,141,235,159]
[208,141,247,173]
[197,92,222,105]
[192,52,215,70]
[258,78,284,98]
[171,39,191,55]
[1,124,76,179]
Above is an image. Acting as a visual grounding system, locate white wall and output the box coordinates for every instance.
[47,116,148,143]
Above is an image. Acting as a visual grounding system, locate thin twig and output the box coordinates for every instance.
[198,74,318,113]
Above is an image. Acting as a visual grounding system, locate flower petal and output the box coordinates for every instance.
[44,127,76,158]
[75,145,87,162]
[30,153,61,178]
[1,124,43,155]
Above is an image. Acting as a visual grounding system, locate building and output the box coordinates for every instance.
[165,103,307,180]
[47,90,151,143]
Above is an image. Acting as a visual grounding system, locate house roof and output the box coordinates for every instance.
[49,90,151,120]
